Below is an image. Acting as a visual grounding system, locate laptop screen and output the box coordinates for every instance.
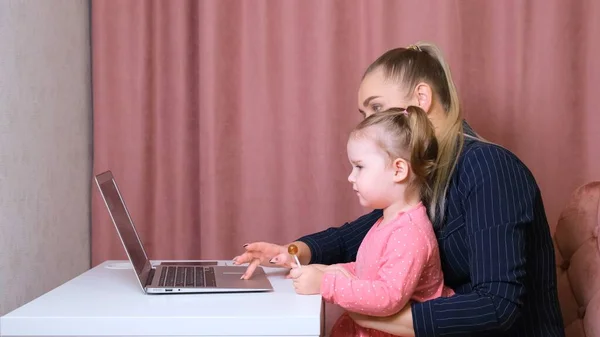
[95,171,152,285]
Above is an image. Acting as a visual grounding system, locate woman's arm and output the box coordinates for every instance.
[410,145,535,336]
[349,305,415,337]
[236,210,381,279]
[296,209,381,265]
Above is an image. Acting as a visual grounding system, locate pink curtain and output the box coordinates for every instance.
[91,0,600,266]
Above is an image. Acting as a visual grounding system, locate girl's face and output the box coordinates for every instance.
[357,68,417,118]
[346,134,397,209]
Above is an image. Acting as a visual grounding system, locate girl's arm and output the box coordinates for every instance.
[320,228,429,317]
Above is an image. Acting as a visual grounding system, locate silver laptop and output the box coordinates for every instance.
[95,170,273,294]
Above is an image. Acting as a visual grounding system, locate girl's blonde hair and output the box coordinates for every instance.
[350,106,438,207]
[362,42,463,225]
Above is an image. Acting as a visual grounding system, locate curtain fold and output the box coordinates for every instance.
[91,0,600,265]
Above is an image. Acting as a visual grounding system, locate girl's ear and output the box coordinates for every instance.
[392,158,409,183]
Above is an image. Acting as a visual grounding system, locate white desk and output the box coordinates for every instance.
[1,260,324,337]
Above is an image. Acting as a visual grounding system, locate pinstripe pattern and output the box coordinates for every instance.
[298,124,564,336]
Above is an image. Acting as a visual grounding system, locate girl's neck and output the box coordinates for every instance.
[380,190,422,226]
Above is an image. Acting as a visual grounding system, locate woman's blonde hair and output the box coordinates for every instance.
[350,106,439,206]
[363,42,463,226]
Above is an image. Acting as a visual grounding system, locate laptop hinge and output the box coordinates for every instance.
[146,267,156,287]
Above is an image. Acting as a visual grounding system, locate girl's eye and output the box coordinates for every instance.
[372,105,383,113]
[355,165,363,169]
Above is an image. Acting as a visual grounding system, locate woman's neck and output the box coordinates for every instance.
[427,101,450,139]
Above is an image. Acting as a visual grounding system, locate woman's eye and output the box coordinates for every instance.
[372,104,382,112]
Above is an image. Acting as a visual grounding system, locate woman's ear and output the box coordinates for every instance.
[414,82,433,112]
[392,158,410,183]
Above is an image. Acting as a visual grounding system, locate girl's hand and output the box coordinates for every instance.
[310,264,329,271]
[324,264,357,279]
[289,264,324,295]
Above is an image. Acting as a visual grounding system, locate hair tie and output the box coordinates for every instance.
[407,44,422,52]
[384,107,409,116]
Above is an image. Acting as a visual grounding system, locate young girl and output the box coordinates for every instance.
[290,106,454,337]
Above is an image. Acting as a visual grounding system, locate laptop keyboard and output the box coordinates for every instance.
[158,266,217,288]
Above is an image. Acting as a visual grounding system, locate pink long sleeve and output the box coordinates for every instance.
[321,227,431,316]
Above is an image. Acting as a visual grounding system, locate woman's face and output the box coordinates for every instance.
[357,67,417,118]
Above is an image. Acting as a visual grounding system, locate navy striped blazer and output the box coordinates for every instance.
[298,123,564,336]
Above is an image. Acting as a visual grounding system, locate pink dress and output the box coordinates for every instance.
[321,202,454,337]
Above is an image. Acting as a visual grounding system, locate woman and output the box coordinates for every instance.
[233,42,564,336]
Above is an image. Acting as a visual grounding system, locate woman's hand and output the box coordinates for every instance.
[233,241,312,279]
[289,264,325,295]
[232,242,291,280]
[349,302,415,336]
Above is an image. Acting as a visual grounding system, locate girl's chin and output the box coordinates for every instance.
[357,196,371,208]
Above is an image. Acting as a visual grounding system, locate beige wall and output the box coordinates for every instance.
[0,0,92,315]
